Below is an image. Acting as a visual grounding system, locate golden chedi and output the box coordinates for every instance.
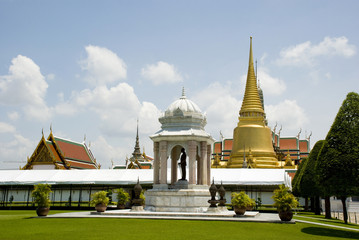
[227,37,279,168]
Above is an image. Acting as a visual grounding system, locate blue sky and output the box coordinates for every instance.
[0,0,358,169]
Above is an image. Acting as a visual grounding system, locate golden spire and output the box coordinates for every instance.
[240,37,264,116]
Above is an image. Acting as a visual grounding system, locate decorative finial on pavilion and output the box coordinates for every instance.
[41,128,44,137]
[84,134,86,143]
[50,123,52,134]
[180,86,186,99]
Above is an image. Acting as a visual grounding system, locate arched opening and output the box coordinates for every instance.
[169,145,186,185]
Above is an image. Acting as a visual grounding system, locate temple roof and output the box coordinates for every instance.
[52,136,95,164]
[22,132,99,170]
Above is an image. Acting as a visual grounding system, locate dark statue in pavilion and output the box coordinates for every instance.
[179,148,187,180]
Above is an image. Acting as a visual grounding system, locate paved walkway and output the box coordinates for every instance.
[294,216,359,232]
[47,209,292,223]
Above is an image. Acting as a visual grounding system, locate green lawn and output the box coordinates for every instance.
[0,210,358,240]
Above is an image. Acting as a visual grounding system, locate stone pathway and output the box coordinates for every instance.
[47,209,292,223]
[294,218,359,232]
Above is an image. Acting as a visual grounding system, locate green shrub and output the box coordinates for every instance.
[231,191,254,208]
[31,184,52,208]
[90,191,109,206]
[116,188,130,206]
[272,184,298,212]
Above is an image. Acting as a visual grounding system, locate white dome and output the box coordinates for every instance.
[166,95,202,115]
[165,88,202,117]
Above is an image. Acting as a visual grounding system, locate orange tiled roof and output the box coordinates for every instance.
[299,140,309,153]
[279,138,298,150]
[66,160,97,169]
[223,139,233,151]
[213,142,222,153]
[54,137,93,163]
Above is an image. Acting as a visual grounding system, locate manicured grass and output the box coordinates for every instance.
[293,212,359,230]
[0,210,358,240]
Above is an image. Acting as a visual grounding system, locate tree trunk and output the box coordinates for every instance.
[314,196,321,215]
[310,197,314,212]
[324,196,331,219]
[304,197,309,211]
[340,196,348,224]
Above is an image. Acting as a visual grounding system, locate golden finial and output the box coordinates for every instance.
[240,37,264,116]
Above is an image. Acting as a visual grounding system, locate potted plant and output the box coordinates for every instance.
[90,190,109,212]
[231,191,253,215]
[116,188,130,209]
[140,190,146,206]
[272,184,299,221]
[31,184,52,216]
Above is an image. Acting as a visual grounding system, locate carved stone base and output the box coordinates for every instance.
[145,186,210,213]
[131,206,144,212]
[218,206,229,212]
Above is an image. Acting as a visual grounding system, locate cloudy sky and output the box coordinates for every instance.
[0,0,358,169]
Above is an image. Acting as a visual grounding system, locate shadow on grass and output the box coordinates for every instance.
[302,227,359,239]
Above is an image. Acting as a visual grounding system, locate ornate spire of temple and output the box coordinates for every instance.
[132,119,142,159]
[240,37,264,116]
[228,37,278,168]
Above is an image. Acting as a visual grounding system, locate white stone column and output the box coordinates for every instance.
[188,140,197,185]
[171,147,179,184]
[153,142,160,184]
[207,144,211,186]
[200,141,207,185]
[197,154,202,185]
[159,141,168,185]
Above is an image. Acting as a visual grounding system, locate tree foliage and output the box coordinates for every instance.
[316,92,359,197]
[316,92,359,223]
[300,140,325,197]
[292,157,308,197]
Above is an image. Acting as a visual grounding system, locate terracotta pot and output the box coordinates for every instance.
[95,203,107,212]
[279,211,293,221]
[117,204,125,209]
[36,207,50,216]
[234,206,246,215]
[246,206,253,211]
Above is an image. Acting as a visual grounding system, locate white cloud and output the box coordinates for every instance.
[0,133,35,169]
[80,45,127,86]
[0,122,16,133]
[46,73,55,81]
[90,136,127,169]
[276,36,356,66]
[7,111,20,121]
[257,69,286,96]
[193,82,241,139]
[0,55,51,121]
[266,100,309,131]
[141,61,183,85]
[55,83,161,136]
